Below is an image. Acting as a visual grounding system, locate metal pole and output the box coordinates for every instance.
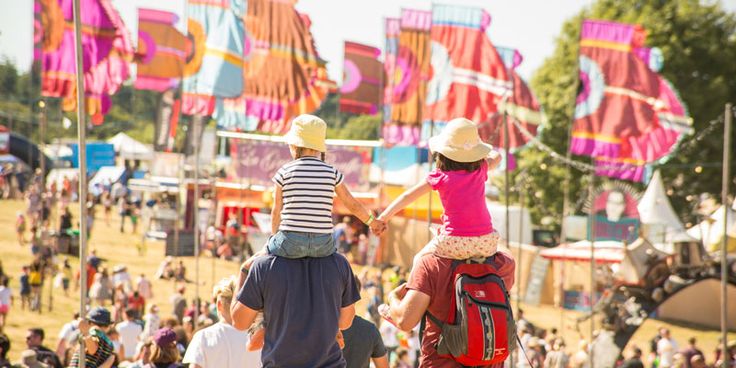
[588,172,596,368]
[427,121,434,235]
[503,103,514,368]
[721,103,732,368]
[516,173,524,307]
[40,99,47,183]
[193,116,201,329]
[71,0,88,365]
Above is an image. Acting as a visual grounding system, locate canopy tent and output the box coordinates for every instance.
[46,168,78,189]
[614,237,671,284]
[107,133,153,161]
[539,240,625,264]
[686,204,736,253]
[42,144,73,159]
[88,166,126,193]
[637,171,691,248]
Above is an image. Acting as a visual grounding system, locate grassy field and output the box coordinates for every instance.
[0,198,731,362]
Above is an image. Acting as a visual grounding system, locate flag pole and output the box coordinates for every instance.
[721,103,732,368]
[71,0,88,365]
[588,169,596,368]
[193,116,202,329]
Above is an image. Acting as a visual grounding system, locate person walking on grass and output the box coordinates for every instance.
[0,278,12,332]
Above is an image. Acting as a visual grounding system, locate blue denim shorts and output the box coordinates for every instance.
[267,230,336,258]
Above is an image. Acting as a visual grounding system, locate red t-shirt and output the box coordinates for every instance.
[407,251,515,368]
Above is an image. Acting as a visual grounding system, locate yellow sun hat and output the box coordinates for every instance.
[428,117,493,163]
[283,114,327,153]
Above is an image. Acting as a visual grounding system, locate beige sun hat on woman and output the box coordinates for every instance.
[428,117,493,163]
[283,114,327,153]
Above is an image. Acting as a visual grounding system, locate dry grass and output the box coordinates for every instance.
[0,198,731,362]
[0,199,239,361]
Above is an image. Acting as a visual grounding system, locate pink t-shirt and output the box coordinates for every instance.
[426,160,493,236]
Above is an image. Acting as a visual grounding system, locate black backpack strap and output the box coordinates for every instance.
[516,335,535,367]
[419,311,444,345]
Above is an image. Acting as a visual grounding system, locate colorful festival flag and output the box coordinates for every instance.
[424,4,511,134]
[482,46,545,150]
[39,0,133,116]
[382,17,400,123]
[572,20,692,182]
[181,0,246,116]
[339,41,383,115]
[215,0,332,133]
[382,9,432,146]
[135,9,189,92]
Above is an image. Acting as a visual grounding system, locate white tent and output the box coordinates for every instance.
[487,201,533,245]
[686,204,736,253]
[88,166,126,193]
[615,237,671,284]
[637,170,693,251]
[107,133,153,161]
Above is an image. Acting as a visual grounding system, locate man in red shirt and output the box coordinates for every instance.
[384,250,515,368]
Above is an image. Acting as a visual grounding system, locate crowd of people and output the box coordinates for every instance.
[1,116,734,368]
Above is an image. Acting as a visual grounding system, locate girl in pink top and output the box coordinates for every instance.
[378,118,502,265]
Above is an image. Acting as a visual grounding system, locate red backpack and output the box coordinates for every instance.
[423,257,516,366]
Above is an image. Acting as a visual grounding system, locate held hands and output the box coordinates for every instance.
[369,218,387,236]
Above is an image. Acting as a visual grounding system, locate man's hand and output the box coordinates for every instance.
[369,219,387,236]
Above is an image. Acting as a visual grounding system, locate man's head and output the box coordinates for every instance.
[0,333,9,360]
[86,307,113,328]
[125,308,138,321]
[605,190,627,222]
[660,328,671,339]
[212,276,237,324]
[632,346,642,358]
[26,328,44,348]
[688,337,696,346]
[691,354,705,368]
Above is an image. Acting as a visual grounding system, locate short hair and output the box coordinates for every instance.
[633,347,642,356]
[125,309,138,320]
[212,276,237,305]
[433,153,482,173]
[688,337,696,345]
[28,328,44,341]
[0,333,10,359]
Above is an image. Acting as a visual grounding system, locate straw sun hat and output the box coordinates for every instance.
[283,114,327,153]
[428,118,492,163]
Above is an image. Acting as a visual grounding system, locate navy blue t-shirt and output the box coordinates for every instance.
[237,253,361,368]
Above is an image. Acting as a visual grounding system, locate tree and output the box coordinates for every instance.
[520,0,736,231]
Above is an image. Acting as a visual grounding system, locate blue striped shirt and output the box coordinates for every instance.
[273,157,344,234]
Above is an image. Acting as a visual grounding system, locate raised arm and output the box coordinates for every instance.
[488,150,502,170]
[377,181,432,222]
[270,186,283,235]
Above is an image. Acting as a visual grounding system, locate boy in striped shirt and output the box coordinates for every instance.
[267,114,386,258]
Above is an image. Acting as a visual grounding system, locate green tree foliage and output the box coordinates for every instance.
[0,60,162,146]
[521,0,736,230]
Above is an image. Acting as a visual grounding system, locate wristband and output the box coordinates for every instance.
[365,213,375,226]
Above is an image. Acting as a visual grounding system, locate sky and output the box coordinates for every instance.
[1,0,735,83]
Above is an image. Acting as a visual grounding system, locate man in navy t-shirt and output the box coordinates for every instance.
[232,253,360,368]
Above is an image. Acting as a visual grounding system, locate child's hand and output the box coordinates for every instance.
[369,219,387,236]
[336,330,345,349]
